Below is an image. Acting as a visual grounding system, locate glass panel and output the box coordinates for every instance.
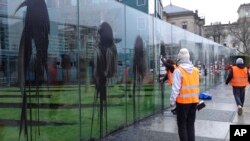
[79,1,126,140]
[0,0,79,140]
[125,5,157,123]
[202,40,210,91]
[154,18,172,109]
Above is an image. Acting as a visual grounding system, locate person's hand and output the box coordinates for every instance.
[159,77,166,84]
[170,100,176,108]
[159,78,163,83]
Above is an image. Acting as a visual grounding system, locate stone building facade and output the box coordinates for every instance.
[203,3,250,51]
[163,4,205,36]
[238,3,250,18]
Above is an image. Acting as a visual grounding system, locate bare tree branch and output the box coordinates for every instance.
[229,17,250,55]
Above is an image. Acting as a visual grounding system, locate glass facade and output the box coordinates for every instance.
[0,0,235,141]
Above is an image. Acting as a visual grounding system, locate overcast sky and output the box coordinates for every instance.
[162,0,250,25]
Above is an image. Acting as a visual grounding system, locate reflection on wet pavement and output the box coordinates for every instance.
[105,84,250,141]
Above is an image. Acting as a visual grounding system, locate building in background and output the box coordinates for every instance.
[163,4,205,36]
[235,3,250,54]
[151,0,163,19]
[0,0,10,86]
[203,3,250,54]
[0,0,8,49]
[203,22,234,47]
[117,0,163,19]
[238,3,250,18]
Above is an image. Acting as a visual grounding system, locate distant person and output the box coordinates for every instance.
[170,48,199,141]
[224,64,233,81]
[202,64,207,76]
[159,42,167,83]
[48,57,58,84]
[226,58,250,115]
[225,64,233,71]
[159,42,168,112]
[159,42,177,114]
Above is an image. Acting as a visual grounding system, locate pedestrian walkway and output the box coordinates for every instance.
[105,84,250,141]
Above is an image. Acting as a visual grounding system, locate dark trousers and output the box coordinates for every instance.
[233,87,245,107]
[176,103,197,141]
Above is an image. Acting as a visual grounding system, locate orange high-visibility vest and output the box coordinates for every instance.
[167,64,177,85]
[230,66,249,87]
[176,66,200,104]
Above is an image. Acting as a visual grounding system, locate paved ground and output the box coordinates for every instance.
[104,84,250,141]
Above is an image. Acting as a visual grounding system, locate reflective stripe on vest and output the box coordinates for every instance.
[230,66,249,86]
[176,66,200,104]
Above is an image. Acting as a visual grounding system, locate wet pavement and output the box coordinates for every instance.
[104,84,250,141]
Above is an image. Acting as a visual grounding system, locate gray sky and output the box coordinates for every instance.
[162,0,250,25]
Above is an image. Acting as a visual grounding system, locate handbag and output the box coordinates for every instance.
[197,100,206,111]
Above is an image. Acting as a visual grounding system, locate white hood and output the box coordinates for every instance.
[178,62,194,74]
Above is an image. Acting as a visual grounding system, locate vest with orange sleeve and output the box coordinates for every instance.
[230,66,249,87]
[167,64,177,85]
[176,66,200,104]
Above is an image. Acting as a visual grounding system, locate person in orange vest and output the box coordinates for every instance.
[166,59,177,85]
[168,60,177,114]
[161,59,177,114]
[158,42,171,113]
[226,58,250,115]
[160,59,176,83]
[170,48,199,141]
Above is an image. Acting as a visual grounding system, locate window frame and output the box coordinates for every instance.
[182,21,188,29]
[137,0,146,6]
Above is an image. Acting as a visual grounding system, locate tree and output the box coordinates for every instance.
[204,22,225,44]
[229,17,250,55]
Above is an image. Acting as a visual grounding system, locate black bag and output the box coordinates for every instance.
[197,100,206,111]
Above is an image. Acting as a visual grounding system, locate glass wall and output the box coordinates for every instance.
[0,0,234,141]
[0,0,80,141]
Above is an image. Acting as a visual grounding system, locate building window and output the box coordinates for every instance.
[182,22,187,29]
[137,0,146,6]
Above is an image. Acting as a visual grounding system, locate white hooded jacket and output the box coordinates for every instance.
[170,57,195,105]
